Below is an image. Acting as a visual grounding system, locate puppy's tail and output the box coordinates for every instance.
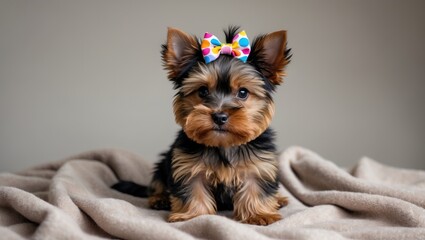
[111,181,149,198]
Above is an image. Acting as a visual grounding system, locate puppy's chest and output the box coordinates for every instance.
[172,146,275,188]
[201,148,254,187]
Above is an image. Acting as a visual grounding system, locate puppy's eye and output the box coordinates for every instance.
[237,88,249,100]
[198,86,209,98]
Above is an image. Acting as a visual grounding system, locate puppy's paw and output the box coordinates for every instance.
[168,212,201,222]
[148,195,171,210]
[240,213,282,226]
[277,195,289,208]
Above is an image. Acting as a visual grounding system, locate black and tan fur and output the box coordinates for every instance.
[112,26,291,225]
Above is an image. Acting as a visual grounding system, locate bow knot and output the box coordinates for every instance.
[201,31,251,64]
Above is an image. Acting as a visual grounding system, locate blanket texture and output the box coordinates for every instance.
[0,146,424,240]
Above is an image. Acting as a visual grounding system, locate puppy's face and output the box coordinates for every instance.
[173,57,274,147]
[162,27,290,147]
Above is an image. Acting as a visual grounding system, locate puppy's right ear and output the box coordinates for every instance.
[162,28,199,81]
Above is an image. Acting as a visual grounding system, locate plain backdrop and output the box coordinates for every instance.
[1,0,424,172]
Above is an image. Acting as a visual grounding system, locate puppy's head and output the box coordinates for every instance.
[162,27,291,147]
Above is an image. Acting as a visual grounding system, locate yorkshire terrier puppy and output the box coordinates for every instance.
[112,26,291,225]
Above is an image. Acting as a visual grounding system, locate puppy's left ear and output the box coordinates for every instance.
[250,30,291,85]
[162,28,199,81]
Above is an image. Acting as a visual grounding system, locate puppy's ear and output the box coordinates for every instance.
[162,28,199,81]
[250,30,291,85]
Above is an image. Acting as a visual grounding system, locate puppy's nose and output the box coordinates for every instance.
[212,112,228,126]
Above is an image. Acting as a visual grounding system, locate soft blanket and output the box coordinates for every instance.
[0,146,424,240]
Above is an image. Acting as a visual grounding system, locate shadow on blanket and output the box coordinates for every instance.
[1,146,425,239]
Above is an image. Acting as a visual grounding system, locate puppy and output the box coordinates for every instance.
[113,26,291,225]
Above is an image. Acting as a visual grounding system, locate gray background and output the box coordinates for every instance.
[1,0,424,172]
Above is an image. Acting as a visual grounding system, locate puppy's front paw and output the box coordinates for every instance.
[168,212,201,222]
[240,213,282,226]
[277,195,289,208]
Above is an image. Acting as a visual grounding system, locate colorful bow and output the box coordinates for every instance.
[201,31,251,64]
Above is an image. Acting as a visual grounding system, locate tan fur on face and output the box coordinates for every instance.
[180,65,218,97]
[173,61,275,147]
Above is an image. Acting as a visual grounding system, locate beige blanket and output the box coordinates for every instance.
[1,146,424,240]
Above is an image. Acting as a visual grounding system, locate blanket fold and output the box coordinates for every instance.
[1,146,424,240]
